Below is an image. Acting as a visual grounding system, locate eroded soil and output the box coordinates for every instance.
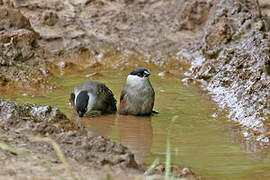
[0,98,196,179]
[181,0,270,141]
[0,0,270,179]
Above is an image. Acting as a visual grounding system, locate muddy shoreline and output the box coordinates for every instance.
[180,0,270,143]
[0,0,269,179]
[0,99,196,179]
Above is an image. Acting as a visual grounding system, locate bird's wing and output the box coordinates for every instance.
[100,84,117,111]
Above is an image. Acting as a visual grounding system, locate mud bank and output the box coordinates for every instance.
[0,7,58,91]
[0,99,195,179]
[0,0,195,90]
[177,0,270,142]
[0,98,138,171]
[0,0,269,178]
[6,0,199,51]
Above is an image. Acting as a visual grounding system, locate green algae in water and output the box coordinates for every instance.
[86,110,102,116]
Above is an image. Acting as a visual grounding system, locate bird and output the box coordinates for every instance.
[119,68,155,116]
[70,81,117,117]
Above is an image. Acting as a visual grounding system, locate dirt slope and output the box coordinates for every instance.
[180,0,270,142]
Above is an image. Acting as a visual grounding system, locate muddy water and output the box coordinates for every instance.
[5,69,270,179]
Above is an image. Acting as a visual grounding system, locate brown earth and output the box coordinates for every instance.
[0,102,141,179]
[182,0,270,143]
[0,99,196,180]
[0,0,270,179]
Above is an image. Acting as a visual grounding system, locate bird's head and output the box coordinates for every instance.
[130,68,150,78]
[75,90,89,117]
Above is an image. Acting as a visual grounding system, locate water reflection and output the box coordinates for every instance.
[118,115,153,164]
[10,71,270,179]
[80,114,116,137]
[78,113,153,164]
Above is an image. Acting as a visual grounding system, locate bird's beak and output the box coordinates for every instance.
[78,111,84,118]
[144,71,150,77]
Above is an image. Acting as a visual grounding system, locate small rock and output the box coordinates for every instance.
[181,167,192,175]
[204,22,232,48]
[182,77,195,85]
[178,1,211,30]
[96,54,103,60]
[58,61,66,68]
[41,11,59,26]
[158,72,165,77]
[254,20,264,31]
[0,7,33,30]
[0,29,38,61]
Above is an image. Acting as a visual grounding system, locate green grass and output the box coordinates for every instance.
[144,158,160,176]
[144,115,187,180]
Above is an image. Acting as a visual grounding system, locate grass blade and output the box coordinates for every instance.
[144,158,160,176]
[165,137,171,180]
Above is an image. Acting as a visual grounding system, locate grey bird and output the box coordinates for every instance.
[119,68,155,116]
[70,81,117,117]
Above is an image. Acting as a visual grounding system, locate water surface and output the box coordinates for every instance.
[5,69,270,179]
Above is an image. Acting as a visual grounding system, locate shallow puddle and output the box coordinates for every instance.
[4,69,270,179]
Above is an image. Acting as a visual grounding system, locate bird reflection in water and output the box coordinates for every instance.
[80,114,116,137]
[77,113,153,164]
[118,115,153,164]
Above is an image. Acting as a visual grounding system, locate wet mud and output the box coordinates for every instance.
[0,0,270,179]
[0,97,196,179]
[178,0,270,142]
[0,99,140,179]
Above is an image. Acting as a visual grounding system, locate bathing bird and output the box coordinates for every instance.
[119,68,155,116]
[70,81,117,117]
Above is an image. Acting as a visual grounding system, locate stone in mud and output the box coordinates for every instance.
[0,7,33,31]
[0,56,10,66]
[265,59,270,76]
[204,22,232,48]
[195,61,217,80]
[41,10,59,26]
[30,105,66,122]
[0,74,9,86]
[0,29,37,62]
[151,164,196,179]
[179,0,211,31]
[65,135,139,168]
[0,99,68,132]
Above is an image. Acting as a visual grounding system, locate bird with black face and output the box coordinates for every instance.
[70,81,117,117]
[119,68,155,116]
